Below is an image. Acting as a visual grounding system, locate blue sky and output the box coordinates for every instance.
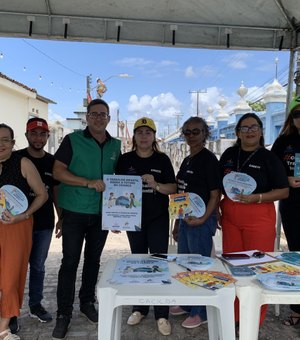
[0,37,291,136]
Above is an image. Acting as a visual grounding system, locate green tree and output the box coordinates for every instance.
[247,101,266,112]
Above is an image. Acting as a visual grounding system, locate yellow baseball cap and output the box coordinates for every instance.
[134,117,156,132]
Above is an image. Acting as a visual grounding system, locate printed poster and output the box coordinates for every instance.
[0,185,28,216]
[102,175,142,231]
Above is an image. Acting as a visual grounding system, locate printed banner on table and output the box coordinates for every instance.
[109,257,171,285]
[223,171,257,201]
[102,175,142,231]
[169,192,206,219]
[0,185,28,217]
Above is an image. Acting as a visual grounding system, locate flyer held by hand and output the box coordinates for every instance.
[1,185,28,216]
[223,171,257,201]
[169,192,206,219]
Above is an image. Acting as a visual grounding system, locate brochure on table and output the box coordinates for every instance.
[223,172,257,201]
[257,273,300,291]
[0,185,28,219]
[249,261,300,275]
[219,250,277,267]
[109,257,171,285]
[173,270,236,290]
[276,252,300,266]
[169,192,206,219]
[102,175,142,231]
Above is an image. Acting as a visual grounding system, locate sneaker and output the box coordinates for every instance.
[29,304,53,323]
[157,318,171,336]
[9,317,20,334]
[52,315,70,340]
[169,306,188,316]
[80,302,98,324]
[181,315,207,329]
[0,329,20,340]
[127,311,145,325]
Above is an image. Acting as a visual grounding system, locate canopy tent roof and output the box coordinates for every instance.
[0,0,299,51]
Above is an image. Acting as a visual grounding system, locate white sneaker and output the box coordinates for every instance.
[0,329,20,340]
[127,311,145,325]
[157,318,171,336]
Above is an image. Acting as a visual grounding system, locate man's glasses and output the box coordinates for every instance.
[291,110,300,119]
[87,112,109,119]
[182,128,203,136]
[239,124,261,133]
[0,138,13,145]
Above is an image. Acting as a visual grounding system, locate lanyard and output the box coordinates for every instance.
[236,147,260,172]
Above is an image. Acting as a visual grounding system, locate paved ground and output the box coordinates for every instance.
[15,232,300,339]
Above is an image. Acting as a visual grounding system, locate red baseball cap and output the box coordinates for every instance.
[26,118,49,132]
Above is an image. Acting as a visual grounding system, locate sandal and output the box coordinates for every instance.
[283,314,300,326]
[0,329,20,340]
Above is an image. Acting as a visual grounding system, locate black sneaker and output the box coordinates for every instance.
[9,316,20,334]
[80,302,98,324]
[52,315,70,340]
[29,304,53,323]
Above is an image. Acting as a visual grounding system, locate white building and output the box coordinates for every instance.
[0,72,56,151]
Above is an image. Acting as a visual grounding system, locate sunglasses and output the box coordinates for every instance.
[291,110,300,119]
[182,128,203,136]
[252,251,265,259]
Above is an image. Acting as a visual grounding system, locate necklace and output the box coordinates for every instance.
[236,147,261,172]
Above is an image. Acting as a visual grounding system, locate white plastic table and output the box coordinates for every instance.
[97,254,236,340]
[235,252,300,340]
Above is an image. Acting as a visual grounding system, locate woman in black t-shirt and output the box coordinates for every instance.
[116,117,176,336]
[170,116,222,329]
[272,95,300,326]
[219,113,288,328]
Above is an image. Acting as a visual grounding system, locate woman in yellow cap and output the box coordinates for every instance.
[115,117,176,336]
[272,95,300,326]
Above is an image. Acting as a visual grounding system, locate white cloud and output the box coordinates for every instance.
[223,52,251,69]
[48,110,65,122]
[115,57,153,67]
[126,92,182,133]
[185,66,196,78]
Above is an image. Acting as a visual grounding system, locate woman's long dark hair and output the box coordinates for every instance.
[235,113,264,147]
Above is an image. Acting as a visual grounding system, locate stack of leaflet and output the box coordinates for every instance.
[276,252,300,267]
[176,255,214,271]
[257,273,300,291]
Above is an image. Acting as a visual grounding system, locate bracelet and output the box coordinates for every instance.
[155,183,160,191]
[25,213,30,220]
[258,194,262,204]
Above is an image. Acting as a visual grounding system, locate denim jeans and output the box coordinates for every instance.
[29,228,53,307]
[56,209,108,316]
[178,213,217,319]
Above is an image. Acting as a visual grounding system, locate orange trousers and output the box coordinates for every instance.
[220,197,276,325]
[0,218,32,318]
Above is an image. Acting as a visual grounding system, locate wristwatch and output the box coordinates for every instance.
[155,183,160,191]
[25,213,30,220]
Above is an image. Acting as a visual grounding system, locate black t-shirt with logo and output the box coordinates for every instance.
[18,148,59,230]
[177,148,221,205]
[115,151,176,221]
[220,145,288,195]
[271,134,300,202]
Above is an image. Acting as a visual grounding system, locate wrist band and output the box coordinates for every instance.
[258,194,262,204]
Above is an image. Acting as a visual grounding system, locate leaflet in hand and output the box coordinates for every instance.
[169,192,206,219]
[223,171,257,201]
[0,185,28,217]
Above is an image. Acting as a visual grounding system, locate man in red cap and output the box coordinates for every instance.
[9,117,60,333]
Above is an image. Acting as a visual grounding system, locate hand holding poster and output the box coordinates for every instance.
[102,175,142,231]
[169,192,206,219]
[223,171,257,201]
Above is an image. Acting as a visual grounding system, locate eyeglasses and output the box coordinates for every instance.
[291,110,300,119]
[0,138,13,145]
[239,124,261,133]
[182,128,203,136]
[87,112,109,119]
